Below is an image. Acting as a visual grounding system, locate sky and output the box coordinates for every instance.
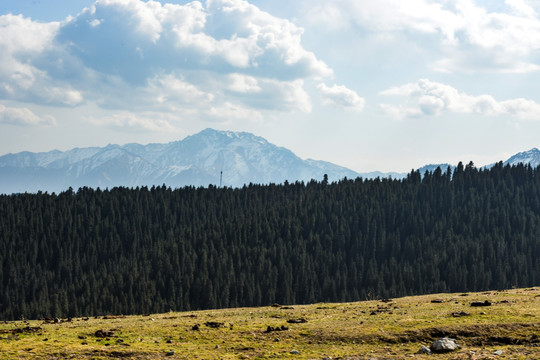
[2,0,540,173]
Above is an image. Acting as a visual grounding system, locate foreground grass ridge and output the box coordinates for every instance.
[0,288,538,359]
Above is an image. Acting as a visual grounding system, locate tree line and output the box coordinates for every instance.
[0,161,538,320]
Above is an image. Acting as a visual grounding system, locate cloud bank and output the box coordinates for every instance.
[305,0,540,74]
[381,78,540,120]
[0,0,333,130]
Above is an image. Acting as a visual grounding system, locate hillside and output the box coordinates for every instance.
[0,288,538,359]
[0,162,538,321]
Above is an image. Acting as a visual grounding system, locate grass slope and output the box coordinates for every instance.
[0,288,538,359]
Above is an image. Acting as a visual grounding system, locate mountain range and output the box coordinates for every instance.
[0,129,359,194]
[0,128,538,194]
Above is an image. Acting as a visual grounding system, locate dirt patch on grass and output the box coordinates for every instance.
[204,321,224,328]
[102,315,127,320]
[0,326,42,335]
[95,329,117,338]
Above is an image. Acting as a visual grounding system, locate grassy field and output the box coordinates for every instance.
[0,287,538,359]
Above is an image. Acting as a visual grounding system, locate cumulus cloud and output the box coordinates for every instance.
[57,0,332,81]
[0,0,333,124]
[380,78,540,120]
[0,104,56,126]
[227,74,262,94]
[317,83,365,111]
[0,14,83,106]
[500,98,540,120]
[304,0,540,73]
[506,0,537,18]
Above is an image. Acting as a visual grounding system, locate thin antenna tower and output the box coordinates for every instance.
[219,169,223,188]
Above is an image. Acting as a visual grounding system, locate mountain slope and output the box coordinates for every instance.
[504,147,540,167]
[0,129,360,194]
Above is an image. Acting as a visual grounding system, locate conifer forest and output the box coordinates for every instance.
[0,162,538,320]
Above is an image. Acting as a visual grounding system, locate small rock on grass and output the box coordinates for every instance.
[290,349,300,355]
[451,311,470,317]
[165,350,175,356]
[494,350,503,356]
[287,318,307,324]
[430,338,460,353]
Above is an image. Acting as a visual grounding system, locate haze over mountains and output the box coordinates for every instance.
[0,128,538,194]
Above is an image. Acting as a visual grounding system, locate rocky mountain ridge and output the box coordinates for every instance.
[0,129,538,194]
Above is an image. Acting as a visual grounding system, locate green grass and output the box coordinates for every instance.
[1,287,538,359]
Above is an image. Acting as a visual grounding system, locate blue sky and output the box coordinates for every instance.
[2,0,540,172]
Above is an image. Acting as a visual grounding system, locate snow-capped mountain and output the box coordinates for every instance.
[1,129,539,194]
[0,129,360,194]
[504,148,540,168]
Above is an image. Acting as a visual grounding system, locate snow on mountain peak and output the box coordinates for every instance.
[504,147,540,167]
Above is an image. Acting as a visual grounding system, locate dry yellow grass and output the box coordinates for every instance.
[0,287,538,359]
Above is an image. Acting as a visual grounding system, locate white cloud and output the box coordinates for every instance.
[0,14,59,53]
[506,0,537,18]
[227,73,262,93]
[500,98,540,120]
[0,104,56,126]
[0,0,333,124]
[317,83,365,111]
[42,87,84,107]
[97,0,164,43]
[304,0,540,73]
[58,0,331,80]
[88,18,102,27]
[380,78,540,120]
[0,14,84,106]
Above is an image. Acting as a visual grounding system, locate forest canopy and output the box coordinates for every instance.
[0,161,538,320]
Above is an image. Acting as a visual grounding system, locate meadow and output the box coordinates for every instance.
[0,287,538,359]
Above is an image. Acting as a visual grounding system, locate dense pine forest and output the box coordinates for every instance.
[0,161,539,320]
